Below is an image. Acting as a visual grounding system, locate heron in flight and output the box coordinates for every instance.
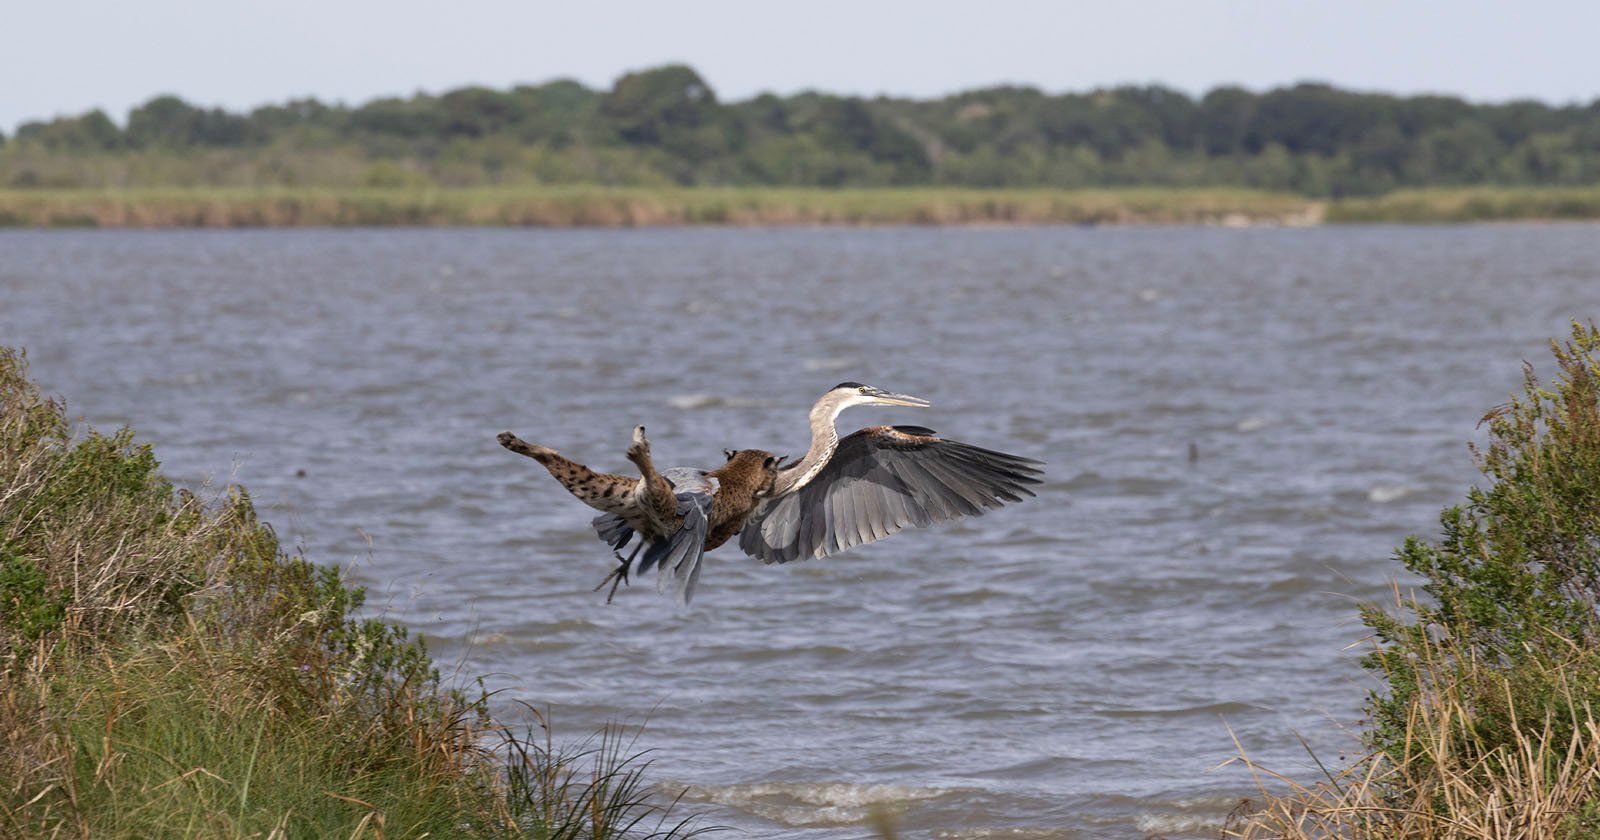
[500,382,1041,602]
[735,382,1043,565]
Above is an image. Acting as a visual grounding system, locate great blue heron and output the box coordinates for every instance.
[500,382,1041,603]
[735,382,1043,565]
[497,425,780,603]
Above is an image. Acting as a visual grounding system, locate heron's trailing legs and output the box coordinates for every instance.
[593,541,644,604]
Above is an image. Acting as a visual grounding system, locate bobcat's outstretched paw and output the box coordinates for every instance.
[498,431,552,460]
[626,425,651,464]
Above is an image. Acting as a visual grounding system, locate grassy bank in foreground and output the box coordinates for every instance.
[3,186,1600,229]
[0,348,702,839]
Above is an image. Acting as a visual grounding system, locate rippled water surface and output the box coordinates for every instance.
[4,225,1599,837]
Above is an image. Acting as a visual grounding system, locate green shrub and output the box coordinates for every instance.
[1361,321,1600,808]
[1229,324,1600,839]
[0,543,67,656]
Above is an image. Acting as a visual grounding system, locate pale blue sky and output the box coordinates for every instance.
[7,0,1598,133]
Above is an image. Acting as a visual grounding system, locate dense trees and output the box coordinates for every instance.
[5,66,1599,194]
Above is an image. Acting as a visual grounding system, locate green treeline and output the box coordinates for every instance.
[6,64,1600,196]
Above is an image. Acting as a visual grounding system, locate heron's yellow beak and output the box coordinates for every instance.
[870,391,930,408]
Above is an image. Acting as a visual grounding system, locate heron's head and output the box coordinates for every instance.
[827,382,931,411]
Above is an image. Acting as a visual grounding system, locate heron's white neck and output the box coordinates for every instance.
[775,396,850,495]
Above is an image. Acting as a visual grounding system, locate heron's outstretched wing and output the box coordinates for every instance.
[640,474,716,605]
[737,425,1043,564]
[633,491,712,604]
[593,468,717,605]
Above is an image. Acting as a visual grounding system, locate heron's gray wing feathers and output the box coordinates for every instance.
[589,466,714,551]
[629,468,717,605]
[634,489,713,605]
[738,425,1043,564]
[592,513,633,550]
[660,467,713,490]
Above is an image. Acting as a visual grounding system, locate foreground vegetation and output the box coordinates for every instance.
[6,64,1600,197]
[1231,323,1600,838]
[0,348,702,838]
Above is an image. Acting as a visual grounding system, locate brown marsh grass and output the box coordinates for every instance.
[0,185,1322,228]
[5,185,1600,229]
[1226,610,1600,840]
[1327,187,1600,223]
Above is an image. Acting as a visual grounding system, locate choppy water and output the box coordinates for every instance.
[4,225,1598,838]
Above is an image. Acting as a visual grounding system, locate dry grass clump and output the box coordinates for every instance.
[1227,625,1600,839]
[0,346,705,839]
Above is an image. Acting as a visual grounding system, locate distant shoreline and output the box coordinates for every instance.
[2,186,1598,229]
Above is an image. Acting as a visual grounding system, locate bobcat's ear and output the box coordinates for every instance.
[723,448,736,462]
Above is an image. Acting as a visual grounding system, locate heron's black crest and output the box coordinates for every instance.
[833,381,866,391]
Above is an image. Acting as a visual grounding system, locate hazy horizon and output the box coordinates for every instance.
[7,1,1599,134]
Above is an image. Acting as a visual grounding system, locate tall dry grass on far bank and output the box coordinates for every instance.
[0,185,1321,228]
[6,185,1600,229]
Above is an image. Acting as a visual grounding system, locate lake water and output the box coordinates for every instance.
[4,225,1598,838]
